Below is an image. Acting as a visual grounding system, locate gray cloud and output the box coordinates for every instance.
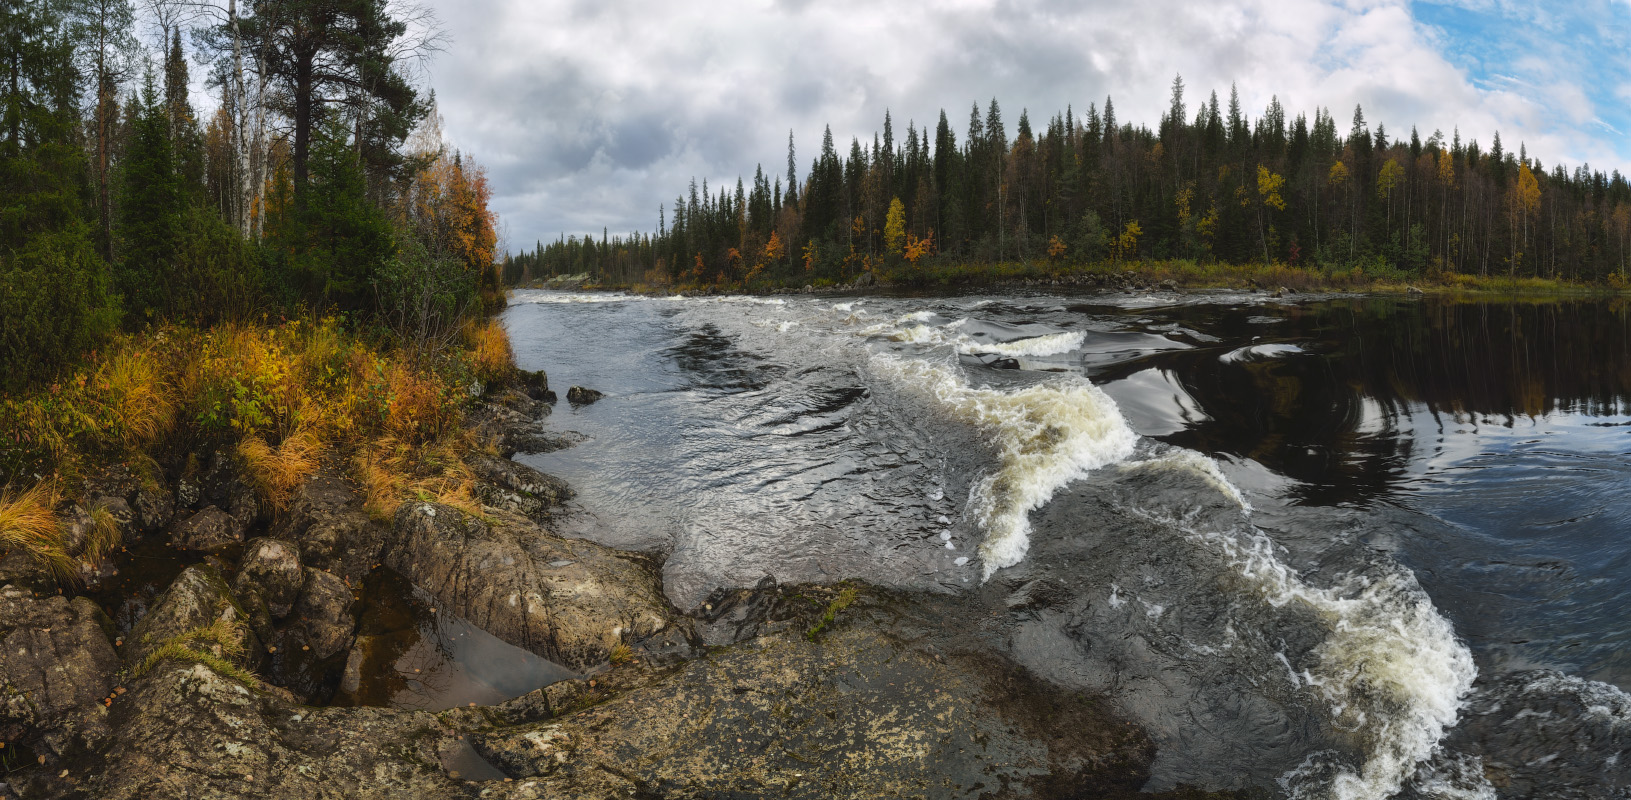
[419,0,1629,249]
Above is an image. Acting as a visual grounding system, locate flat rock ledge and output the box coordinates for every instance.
[388,501,685,671]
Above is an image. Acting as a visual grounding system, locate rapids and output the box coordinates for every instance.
[502,289,1631,799]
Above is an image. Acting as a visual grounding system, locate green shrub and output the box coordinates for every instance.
[0,225,119,391]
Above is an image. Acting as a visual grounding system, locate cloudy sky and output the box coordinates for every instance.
[416,0,1631,251]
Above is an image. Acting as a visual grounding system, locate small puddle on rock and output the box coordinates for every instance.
[438,738,508,782]
[332,568,577,711]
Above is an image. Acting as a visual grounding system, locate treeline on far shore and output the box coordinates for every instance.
[503,77,1631,292]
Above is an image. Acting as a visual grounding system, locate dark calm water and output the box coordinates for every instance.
[502,289,1631,800]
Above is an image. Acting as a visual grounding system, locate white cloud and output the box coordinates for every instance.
[420,0,1630,244]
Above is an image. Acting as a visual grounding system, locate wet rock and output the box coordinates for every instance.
[0,587,118,757]
[465,616,1154,799]
[233,538,305,620]
[22,662,474,800]
[694,575,792,647]
[169,506,242,552]
[506,430,588,457]
[564,386,601,405]
[272,474,389,584]
[84,463,173,533]
[388,502,683,670]
[469,453,572,523]
[123,565,254,671]
[516,368,554,403]
[292,569,356,660]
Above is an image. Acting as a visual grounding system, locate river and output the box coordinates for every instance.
[501,288,1631,800]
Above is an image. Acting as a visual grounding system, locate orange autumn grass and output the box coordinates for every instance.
[3,315,521,586]
[0,484,75,582]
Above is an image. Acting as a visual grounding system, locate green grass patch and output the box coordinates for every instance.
[805,586,859,642]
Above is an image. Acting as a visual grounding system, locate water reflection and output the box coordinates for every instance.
[1097,297,1631,505]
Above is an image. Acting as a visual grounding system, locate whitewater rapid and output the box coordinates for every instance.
[508,289,1631,799]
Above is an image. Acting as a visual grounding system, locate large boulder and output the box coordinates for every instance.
[122,565,254,671]
[0,587,119,758]
[234,538,305,620]
[564,386,601,405]
[387,503,684,671]
[19,662,478,800]
[468,453,572,523]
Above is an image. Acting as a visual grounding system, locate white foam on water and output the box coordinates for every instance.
[512,291,635,304]
[1119,450,1253,513]
[1410,752,1498,800]
[863,312,1085,359]
[1220,342,1304,363]
[1517,671,1631,725]
[1130,503,1477,800]
[868,353,1138,580]
[959,330,1087,358]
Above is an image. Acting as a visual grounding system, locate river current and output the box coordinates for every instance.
[502,289,1631,800]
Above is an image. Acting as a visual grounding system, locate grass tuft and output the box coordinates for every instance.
[0,484,75,583]
[131,617,256,686]
[83,502,122,566]
[238,427,322,513]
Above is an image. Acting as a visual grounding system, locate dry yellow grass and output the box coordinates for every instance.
[468,318,516,386]
[238,427,323,513]
[94,346,176,446]
[0,484,74,582]
[84,502,123,566]
[354,432,483,523]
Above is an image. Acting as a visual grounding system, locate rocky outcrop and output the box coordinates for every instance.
[387,502,685,670]
[564,386,601,405]
[122,565,254,670]
[459,601,1156,799]
[0,586,119,760]
[468,452,572,523]
[469,389,582,457]
[20,662,477,800]
[272,474,390,584]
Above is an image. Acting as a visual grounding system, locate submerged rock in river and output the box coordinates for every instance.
[564,385,601,404]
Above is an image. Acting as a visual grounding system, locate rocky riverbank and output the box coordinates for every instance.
[0,373,1251,799]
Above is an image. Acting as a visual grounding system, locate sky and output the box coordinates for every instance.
[414,0,1631,251]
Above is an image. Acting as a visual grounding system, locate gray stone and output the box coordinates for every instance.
[464,618,1154,800]
[234,538,305,620]
[564,386,601,405]
[468,453,572,523]
[272,475,389,584]
[0,588,118,756]
[21,662,475,800]
[169,506,242,552]
[123,565,253,670]
[292,569,356,661]
[388,503,683,671]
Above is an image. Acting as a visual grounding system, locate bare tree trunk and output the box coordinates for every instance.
[230,0,251,237]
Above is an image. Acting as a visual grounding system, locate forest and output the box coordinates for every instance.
[507,77,1631,289]
[1,0,500,393]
